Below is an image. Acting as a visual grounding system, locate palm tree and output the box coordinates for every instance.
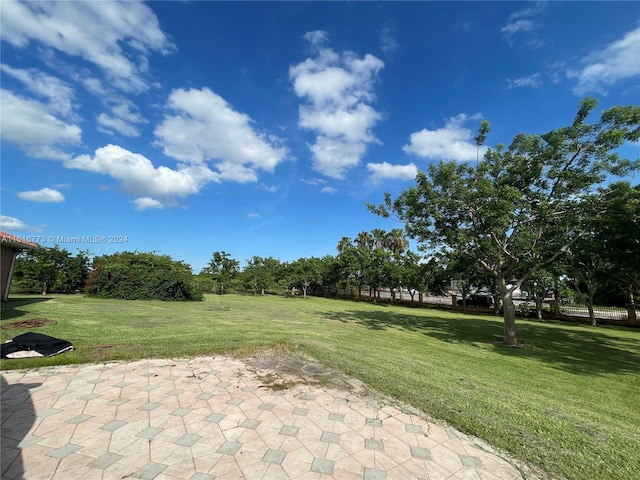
[371,228,388,250]
[336,236,353,253]
[355,231,374,250]
[387,228,409,255]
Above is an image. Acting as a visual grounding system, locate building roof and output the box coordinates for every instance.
[0,231,39,249]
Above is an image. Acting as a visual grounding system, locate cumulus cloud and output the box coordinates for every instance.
[134,197,163,210]
[155,87,288,183]
[366,162,417,184]
[64,144,217,208]
[0,89,81,154]
[0,0,175,93]
[569,26,640,96]
[403,113,487,162]
[0,215,32,231]
[290,32,384,178]
[321,186,337,194]
[18,187,65,203]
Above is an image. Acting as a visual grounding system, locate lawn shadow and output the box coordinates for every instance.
[319,308,640,376]
[0,297,52,322]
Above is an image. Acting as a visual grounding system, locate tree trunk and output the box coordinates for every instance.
[535,295,544,321]
[497,277,518,346]
[587,288,597,326]
[503,298,518,345]
[42,281,48,295]
[493,294,501,315]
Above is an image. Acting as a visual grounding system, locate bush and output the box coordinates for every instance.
[85,251,203,301]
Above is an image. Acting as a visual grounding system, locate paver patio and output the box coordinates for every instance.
[1,356,523,479]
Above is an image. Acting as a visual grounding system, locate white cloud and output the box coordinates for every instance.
[0,215,32,231]
[97,113,140,137]
[0,89,81,153]
[290,33,384,178]
[500,3,546,44]
[0,63,76,117]
[247,212,261,219]
[0,0,175,93]
[507,73,542,89]
[309,136,367,178]
[301,178,327,186]
[303,30,329,48]
[134,197,163,210]
[569,26,640,96]
[366,162,417,184]
[64,144,217,207]
[321,186,337,194]
[403,113,487,162]
[96,98,146,137]
[379,25,398,55]
[24,145,72,161]
[501,19,533,37]
[18,187,65,203]
[155,87,288,183]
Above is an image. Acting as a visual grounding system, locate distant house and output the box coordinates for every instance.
[1,231,39,301]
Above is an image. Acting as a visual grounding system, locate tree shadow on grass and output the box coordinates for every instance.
[0,297,52,322]
[319,308,640,376]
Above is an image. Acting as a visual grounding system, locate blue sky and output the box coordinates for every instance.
[1,1,639,271]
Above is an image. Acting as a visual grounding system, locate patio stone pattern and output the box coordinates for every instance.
[1,355,523,479]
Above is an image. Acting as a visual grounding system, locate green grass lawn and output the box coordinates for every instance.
[1,294,639,480]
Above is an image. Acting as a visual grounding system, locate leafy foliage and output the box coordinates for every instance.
[368,98,640,344]
[85,251,203,301]
[201,250,240,294]
[12,246,90,294]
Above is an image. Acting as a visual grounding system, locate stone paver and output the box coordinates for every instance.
[0,356,523,479]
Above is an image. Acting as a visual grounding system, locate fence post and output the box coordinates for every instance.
[627,305,637,324]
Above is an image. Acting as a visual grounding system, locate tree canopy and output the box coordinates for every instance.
[85,251,203,301]
[369,98,639,345]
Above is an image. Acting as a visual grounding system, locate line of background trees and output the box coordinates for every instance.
[11,183,638,312]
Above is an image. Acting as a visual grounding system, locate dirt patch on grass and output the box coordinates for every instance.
[1,318,57,330]
[85,344,140,362]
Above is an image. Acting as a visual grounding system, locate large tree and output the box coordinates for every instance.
[369,98,639,345]
[13,246,90,294]
[242,256,282,295]
[597,181,640,309]
[289,257,326,298]
[201,251,240,294]
[85,251,202,301]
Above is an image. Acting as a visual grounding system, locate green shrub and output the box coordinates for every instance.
[85,251,203,301]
